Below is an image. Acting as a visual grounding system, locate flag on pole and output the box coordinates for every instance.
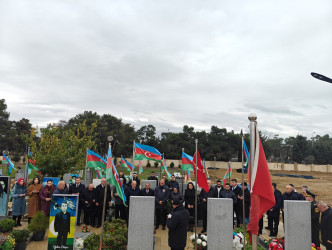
[121,157,134,172]
[138,161,143,174]
[181,152,194,171]
[28,159,42,176]
[193,149,209,193]
[203,159,209,179]
[134,143,162,162]
[106,147,126,205]
[247,126,275,236]
[3,153,16,174]
[186,170,191,180]
[161,157,171,179]
[87,149,106,171]
[243,141,249,171]
[221,166,232,187]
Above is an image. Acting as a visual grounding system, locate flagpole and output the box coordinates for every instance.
[249,114,258,250]
[25,146,30,184]
[132,141,135,179]
[228,161,231,184]
[194,139,198,250]
[214,156,216,181]
[100,138,112,250]
[85,147,88,184]
[241,131,247,250]
[181,148,184,194]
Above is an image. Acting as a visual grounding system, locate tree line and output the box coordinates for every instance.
[1,99,331,176]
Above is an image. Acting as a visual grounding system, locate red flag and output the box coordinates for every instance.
[247,126,276,236]
[193,149,209,193]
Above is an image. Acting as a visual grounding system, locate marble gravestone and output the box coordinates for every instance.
[141,180,157,190]
[63,173,70,185]
[207,198,233,250]
[284,200,311,250]
[128,196,155,250]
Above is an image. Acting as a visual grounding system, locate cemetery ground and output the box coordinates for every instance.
[1,164,331,249]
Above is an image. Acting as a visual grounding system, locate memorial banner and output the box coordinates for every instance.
[48,194,78,250]
[43,177,60,187]
[0,176,10,216]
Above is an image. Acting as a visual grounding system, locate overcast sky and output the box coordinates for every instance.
[1,0,331,139]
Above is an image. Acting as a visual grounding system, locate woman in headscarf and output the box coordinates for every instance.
[11,178,27,226]
[27,177,42,223]
[184,182,195,231]
[39,179,56,216]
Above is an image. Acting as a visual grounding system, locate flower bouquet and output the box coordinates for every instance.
[233,232,244,249]
[190,233,207,249]
[0,233,15,250]
[268,238,284,250]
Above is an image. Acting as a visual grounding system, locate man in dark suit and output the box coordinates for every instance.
[128,173,140,187]
[54,201,71,247]
[155,179,170,230]
[305,191,320,248]
[147,172,158,186]
[140,182,155,196]
[267,183,282,237]
[318,201,332,250]
[231,179,242,226]
[214,179,223,198]
[69,177,85,225]
[95,178,111,228]
[199,180,215,233]
[167,198,190,250]
[80,183,97,228]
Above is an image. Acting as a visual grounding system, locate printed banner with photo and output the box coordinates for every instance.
[0,176,10,216]
[48,194,78,250]
[43,177,60,187]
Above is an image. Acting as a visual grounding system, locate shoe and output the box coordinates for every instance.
[16,223,22,227]
[77,223,81,226]
[269,234,276,237]
[265,226,270,230]
[155,226,159,230]
[201,229,206,233]
[96,225,101,228]
[162,226,166,230]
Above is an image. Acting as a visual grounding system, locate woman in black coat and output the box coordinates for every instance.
[184,182,195,231]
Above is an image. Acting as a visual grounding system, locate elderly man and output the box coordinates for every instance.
[80,183,96,229]
[281,184,299,222]
[199,180,215,233]
[126,180,140,206]
[69,177,85,226]
[53,181,69,194]
[140,182,155,196]
[318,201,332,250]
[95,178,111,228]
[167,198,190,250]
[155,179,170,230]
[305,190,320,248]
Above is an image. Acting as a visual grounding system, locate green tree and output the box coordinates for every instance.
[23,121,96,176]
[0,99,11,153]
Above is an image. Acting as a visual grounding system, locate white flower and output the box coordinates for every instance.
[202,241,207,247]
[197,239,202,244]
[190,234,195,240]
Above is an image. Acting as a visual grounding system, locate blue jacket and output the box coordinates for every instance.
[11,183,27,216]
[167,205,190,248]
[155,185,170,208]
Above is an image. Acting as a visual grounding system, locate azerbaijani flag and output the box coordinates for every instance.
[221,166,232,187]
[182,152,194,171]
[87,149,106,171]
[3,153,16,174]
[106,147,126,205]
[243,141,249,170]
[138,161,143,174]
[134,143,162,162]
[121,157,134,172]
[28,159,42,176]
[161,157,171,179]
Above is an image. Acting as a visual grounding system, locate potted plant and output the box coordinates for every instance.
[0,218,15,233]
[12,230,30,250]
[27,211,49,241]
[84,233,100,250]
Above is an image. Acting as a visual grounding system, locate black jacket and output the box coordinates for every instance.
[113,185,126,205]
[199,186,215,209]
[281,191,299,209]
[140,188,154,197]
[231,185,242,196]
[54,211,70,235]
[155,185,170,208]
[170,191,184,204]
[168,180,179,191]
[69,183,85,195]
[167,205,190,249]
[95,184,111,205]
[321,207,332,246]
[184,188,195,208]
[128,177,140,188]
[267,189,282,218]
[214,185,224,198]
[220,189,237,205]
[237,189,251,217]
[126,187,140,206]
[147,176,158,186]
[80,187,96,211]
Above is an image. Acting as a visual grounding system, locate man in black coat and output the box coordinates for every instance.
[237,182,250,226]
[95,178,112,228]
[126,180,140,207]
[267,183,282,237]
[140,182,155,196]
[214,179,223,198]
[80,183,97,227]
[231,179,242,226]
[69,177,85,225]
[147,172,159,186]
[128,173,140,187]
[318,201,332,250]
[281,184,299,222]
[167,198,190,250]
[54,201,71,246]
[168,175,179,193]
[155,179,170,230]
[199,180,215,233]
[305,190,320,248]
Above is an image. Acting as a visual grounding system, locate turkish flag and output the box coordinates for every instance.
[193,149,209,193]
[247,126,275,236]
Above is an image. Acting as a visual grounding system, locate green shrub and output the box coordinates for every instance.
[102,219,127,249]
[28,211,49,233]
[11,230,29,243]
[84,233,100,250]
[154,162,159,168]
[0,218,15,232]
[146,161,151,167]
[170,162,174,168]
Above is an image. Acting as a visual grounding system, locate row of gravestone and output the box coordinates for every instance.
[127,198,311,250]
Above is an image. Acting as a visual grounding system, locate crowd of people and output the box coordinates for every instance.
[6,172,332,250]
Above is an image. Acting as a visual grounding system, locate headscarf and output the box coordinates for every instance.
[17,178,25,186]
